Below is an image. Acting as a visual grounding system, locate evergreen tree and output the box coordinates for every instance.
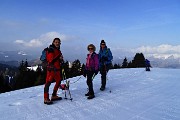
[131,53,146,68]
[113,63,120,69]
[127,61,133,68]
[81,63,85,75]
[0,71,4,93]
[24,59,29,67]
[71,59,81,76]
[122,57,128,68]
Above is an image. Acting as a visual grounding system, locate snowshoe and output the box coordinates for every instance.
[51,95,62,101]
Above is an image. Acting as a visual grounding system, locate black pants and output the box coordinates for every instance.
[100,64,110,88]
[86,71,95,95]
[146,66,150,71]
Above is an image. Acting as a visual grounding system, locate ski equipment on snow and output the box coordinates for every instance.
[60,68,73,101]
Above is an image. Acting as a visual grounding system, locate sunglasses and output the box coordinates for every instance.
[101,44,105,45]
[88,47,93,50]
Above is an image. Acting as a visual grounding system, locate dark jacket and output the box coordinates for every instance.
[98,46,113,66]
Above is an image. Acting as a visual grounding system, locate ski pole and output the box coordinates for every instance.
[92,73,96,80]
[70,77,81,84]
[67,80,73,101]
[62,69,73,101]
[61,68,68,99]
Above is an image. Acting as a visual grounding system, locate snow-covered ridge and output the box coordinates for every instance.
[0,68,180,120]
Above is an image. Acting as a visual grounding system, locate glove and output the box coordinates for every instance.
[104,57,108,61]
[94,70,98,75]
[102,56,108,61]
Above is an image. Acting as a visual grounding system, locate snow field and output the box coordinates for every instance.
[0,68,180,120]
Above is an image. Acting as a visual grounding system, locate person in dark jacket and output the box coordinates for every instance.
[83,44,99,99]
[44,38,63,105]
[145,59,151,71]
[99,40,113,91]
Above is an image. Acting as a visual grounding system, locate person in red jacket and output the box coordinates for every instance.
[44,38,63,105]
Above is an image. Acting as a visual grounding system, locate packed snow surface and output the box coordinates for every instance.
[0,68,180,120]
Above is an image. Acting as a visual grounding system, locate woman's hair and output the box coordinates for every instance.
[87,44,96,51]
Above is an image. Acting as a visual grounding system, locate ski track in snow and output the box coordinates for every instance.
[0,68,180,120]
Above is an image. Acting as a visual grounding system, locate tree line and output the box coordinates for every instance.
[0,53,148,93]
[114,53,147,69]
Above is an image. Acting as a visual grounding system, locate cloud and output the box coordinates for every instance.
[15,39,43,47]
[133,44,180,59]
[15,40,25,44]
[14,32,76,48]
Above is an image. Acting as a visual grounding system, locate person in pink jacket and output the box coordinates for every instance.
[83,44,99,99]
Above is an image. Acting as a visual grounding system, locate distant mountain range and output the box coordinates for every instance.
[0,51,35,67]
[147,55,180,68]
[0,51,180,68]
[0,51,33,61]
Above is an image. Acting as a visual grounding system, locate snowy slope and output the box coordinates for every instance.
[0,68,180,120]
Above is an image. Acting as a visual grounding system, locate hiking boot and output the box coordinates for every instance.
[44,98,53,105]
[51,95,62,101]
[85,92,89,96]
[100,87,105,91]
[87,94,95,99]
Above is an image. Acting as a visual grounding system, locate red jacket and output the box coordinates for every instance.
[46,44,62,69]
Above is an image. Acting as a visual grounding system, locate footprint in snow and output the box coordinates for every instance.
[8,102,22,106]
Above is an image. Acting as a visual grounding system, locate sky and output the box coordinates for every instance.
[0,0,180,61]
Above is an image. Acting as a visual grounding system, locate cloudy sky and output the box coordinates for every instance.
[0,0,180,61]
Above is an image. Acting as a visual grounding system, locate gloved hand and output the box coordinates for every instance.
[94,70,98,75]
[102,56,108,61]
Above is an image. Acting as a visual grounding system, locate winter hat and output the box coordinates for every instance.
[87,44,96,51]
[100,40,106,45]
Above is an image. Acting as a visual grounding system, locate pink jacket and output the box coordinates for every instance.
[86,52,99,71]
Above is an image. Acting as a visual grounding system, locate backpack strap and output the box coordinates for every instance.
[48,46,54,53]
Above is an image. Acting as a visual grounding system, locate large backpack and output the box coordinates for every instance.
[40,47,54,69]
[40,47,48,62]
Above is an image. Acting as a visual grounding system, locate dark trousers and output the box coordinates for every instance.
[146,66,150,71]
[86,71,95,95]
[100,64,110,88]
